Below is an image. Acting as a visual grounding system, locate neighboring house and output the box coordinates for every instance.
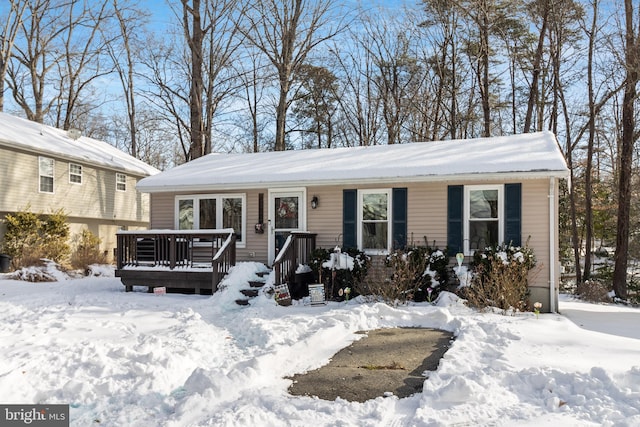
[119,131,569,312]
[0,112,159,261]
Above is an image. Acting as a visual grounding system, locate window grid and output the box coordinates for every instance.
[176,194,246,246]
[116,173,126,192]
[39,156,54,193]
[69,163,82,184]
[464,185,504,255]
[358,189,391,254]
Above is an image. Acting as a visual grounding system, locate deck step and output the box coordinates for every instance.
[249,280,266,288]
[234,266,272,306]
[240,288,259,297]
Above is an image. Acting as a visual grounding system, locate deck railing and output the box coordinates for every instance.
[116,228,236,272]
[273,231,317,286]
[212,232,236,287]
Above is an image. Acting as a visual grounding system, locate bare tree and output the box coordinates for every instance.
[103,0,147,158]
[523,0,550,133]
[361,11,425,145]
[0,0,27,112]
[613,0,639,300]
[7,0,66,122]
[55,0,116,130]
[240,0,342,151]
[180,0,205,160]
[7,0,114,127]
[233,47,271,152]
[170,0,243,160]
[329,32,383,147]
[419,0,464,140]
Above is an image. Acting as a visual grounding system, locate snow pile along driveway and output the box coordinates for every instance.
[0,265,639,426]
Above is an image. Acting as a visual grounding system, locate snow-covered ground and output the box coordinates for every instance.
[1,262,639,427]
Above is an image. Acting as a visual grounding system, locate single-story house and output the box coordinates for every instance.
[0,112,159,262]
[117,131,569,312]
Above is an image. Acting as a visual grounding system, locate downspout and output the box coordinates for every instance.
[549,177,556,313]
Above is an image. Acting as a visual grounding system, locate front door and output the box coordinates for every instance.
[268,189,306,264]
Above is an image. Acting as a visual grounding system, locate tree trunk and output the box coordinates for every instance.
[184,0,204,160]
[583,0,599,281]
[480,4,490,137]
[523,0,549,134]
[613,0,638,300]
[275,80,289,151]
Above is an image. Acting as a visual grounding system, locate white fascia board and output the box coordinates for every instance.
[137,170,570,194]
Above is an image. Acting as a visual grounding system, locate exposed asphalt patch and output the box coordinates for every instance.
[287,327,454,402]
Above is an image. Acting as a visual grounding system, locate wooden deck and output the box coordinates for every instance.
[115,229,236,294]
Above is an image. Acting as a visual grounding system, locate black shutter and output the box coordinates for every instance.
[343,189,357,249]
[392,188,407,249]
[504,183,522,246]
[447,185,464,254]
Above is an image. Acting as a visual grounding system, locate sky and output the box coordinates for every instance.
[0,261,639,426]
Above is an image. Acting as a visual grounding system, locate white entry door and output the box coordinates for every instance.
[268,189,306,264]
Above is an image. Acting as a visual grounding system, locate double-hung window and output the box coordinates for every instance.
[176,194,246,246]
[69,163,82,184]
[39,156,54,193]
[116,173,127,192]
[464,185,503,253]
[358,189,391,254]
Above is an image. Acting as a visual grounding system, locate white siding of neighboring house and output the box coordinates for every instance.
[0,145,151,260]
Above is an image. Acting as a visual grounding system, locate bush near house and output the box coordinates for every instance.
[353,245,449,306]
[309,247,370,300]
[1,208,70,269]
[462,243,536,314]
[1,209,107,272]
[70,229,107,270]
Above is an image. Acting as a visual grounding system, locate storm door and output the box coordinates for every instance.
[268,189,306,264]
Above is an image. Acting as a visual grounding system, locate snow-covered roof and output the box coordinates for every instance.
[0,112,159,177]
[137,131,569,193]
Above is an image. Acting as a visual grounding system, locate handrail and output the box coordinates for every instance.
[212,232,237,288]
[273,232,317,286]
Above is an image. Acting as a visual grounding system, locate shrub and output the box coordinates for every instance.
[70,229,107,270]
[309,247,370,300]
[463,243,536,314]
[576,279,611,303]
[357,246,449,306]
[1,208,70,268]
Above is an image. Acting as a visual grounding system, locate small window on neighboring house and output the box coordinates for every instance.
[69,163,82,184]
[116,173,126,192]
[39,156,54,193]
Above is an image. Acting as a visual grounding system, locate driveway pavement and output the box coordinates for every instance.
[287,327,454,402]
